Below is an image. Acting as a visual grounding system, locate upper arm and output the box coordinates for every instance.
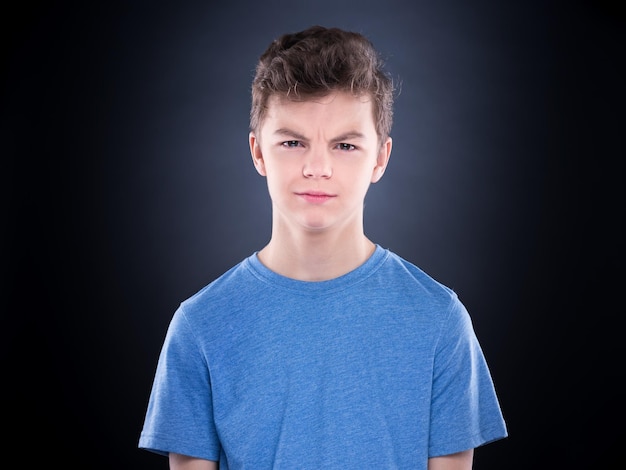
[169,452,218,470]
[428,449,474,470]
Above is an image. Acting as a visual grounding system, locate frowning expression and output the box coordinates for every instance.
[250,92,392,234]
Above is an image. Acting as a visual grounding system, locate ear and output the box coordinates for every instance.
[371,137,392,183]
[249,132,267,176]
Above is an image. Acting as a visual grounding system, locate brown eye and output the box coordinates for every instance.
[337,143,356,151]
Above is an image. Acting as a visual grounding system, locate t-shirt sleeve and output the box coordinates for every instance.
[428,297,508,457]
[138,306,221,461]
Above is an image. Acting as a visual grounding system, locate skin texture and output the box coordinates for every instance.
[428,449,474,469]
[168,92,475,470]
[169,453,218,469]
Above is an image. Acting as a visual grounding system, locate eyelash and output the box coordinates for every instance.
[280,141,356,151]
[282,140,301,148]
[336,143,356,151]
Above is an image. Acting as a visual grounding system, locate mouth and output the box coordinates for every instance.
[296,191,336,204]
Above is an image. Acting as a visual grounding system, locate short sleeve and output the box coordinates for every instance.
[428,298,508,457]
[138,306,221,461]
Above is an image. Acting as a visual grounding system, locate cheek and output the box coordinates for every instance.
[264,164,290,194]
[267,158,300,179]
[349,163,379,184]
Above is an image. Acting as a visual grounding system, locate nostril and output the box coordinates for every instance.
[303,156,333,178]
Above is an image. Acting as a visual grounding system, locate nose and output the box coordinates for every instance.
[303,148,332,179]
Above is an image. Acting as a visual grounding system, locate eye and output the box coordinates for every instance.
[336,143,356,151]
[282,140,301,148]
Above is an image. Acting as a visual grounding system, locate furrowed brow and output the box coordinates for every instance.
[332,132,366,142]
[273,128,307,141]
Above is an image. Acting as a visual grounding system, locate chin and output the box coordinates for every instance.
[299,218,333,232]
[301,223,330,232]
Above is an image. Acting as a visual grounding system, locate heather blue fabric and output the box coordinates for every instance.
[139,245,507,468]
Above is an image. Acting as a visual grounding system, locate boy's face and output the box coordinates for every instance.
[249,91,392,235]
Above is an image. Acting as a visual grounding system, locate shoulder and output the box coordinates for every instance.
[178,254,262,322]
[362,247,471,338]
[378,248,459,306]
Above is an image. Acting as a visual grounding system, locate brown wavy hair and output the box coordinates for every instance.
[250,25,395,142]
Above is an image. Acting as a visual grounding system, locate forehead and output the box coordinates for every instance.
[259,92,378,141]
[263,92,376,130]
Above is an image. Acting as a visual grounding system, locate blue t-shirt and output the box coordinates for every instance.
[139,246,507,468]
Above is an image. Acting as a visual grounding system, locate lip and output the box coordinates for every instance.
[296,191,336,204]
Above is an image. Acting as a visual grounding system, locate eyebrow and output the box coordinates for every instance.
[273,128,366,142]
[273,128,307,141]
[332,132,366,142]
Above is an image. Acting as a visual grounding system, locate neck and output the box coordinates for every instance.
[258,229,376,281]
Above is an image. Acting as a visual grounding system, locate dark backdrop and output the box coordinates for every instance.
[4,1,623,468]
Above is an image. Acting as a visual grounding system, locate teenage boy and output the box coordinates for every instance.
[139,25,507,470]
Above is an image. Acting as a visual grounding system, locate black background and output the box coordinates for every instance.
[4,1,624,468]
